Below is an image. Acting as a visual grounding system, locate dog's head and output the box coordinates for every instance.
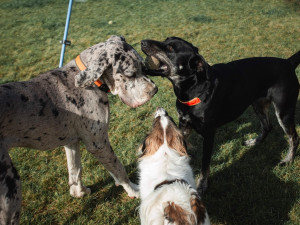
[138,107,187,158]
[75,35,157,108]
[141,37,209,83]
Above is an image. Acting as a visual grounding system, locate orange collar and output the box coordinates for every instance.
[75,55,110,92]
[178,97,201,106]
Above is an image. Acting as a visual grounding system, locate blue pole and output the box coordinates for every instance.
[59,0,73,68]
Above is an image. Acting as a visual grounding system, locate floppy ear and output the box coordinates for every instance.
[188,55,207,74]
[137,140,146,157]
[166,124,188,156]
[75,57,110,88]
[138,118,164,159]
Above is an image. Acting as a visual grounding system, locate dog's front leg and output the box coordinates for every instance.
[85,140,139,199]
[197,128,215,194]
[65,143,91,198]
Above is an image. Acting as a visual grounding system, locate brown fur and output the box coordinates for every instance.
[164,201,191,225]
[139,117,164,158]
[190,194,207,224]
[163,196,207,225]
[166,122,188,156]
[139,114,188,159]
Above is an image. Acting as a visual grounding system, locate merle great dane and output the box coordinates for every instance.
[141,37,300,193]
[0,35,157,224]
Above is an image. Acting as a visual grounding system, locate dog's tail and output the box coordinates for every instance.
[288,50,300,70]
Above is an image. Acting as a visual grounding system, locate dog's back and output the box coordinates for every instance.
[0,69,80,150]
[139,142,195,200]
[138,108,210,225]
[139,181,210,225]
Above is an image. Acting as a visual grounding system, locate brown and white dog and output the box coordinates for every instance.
[138,107,210,225]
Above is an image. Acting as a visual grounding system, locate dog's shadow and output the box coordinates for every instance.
[187,102,300,225]
[63,163,139,225]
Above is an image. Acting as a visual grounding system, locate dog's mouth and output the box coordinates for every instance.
[143,54,170,77]
[141,41,171,77]
[120,97,142,108]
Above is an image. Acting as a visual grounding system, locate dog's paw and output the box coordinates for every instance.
[70,184,91,198]
[278,158,293,167]
[243,138,258,146]
[278,152,295,166]
[128,189,140,199]
[122,182,140,199]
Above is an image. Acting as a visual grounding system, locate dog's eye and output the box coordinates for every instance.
[167,45,174,52]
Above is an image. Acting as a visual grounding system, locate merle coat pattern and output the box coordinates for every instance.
[0,35,157,225]
[141,37,300,193]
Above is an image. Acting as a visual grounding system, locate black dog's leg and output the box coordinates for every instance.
[273,105,299,165]
[272,84,299,165]
[244,98,272,146]
[197,128,215,194]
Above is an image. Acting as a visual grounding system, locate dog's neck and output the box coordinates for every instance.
[75,55,110,93]
[170,67,214,104]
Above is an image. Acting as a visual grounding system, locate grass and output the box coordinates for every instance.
[0,0,300,224]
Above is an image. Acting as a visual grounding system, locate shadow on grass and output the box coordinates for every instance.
[62,163,139,225]
[284,0,300,8]
[205,142,298,225]
[188,100,300,225]
[63,99,300,225]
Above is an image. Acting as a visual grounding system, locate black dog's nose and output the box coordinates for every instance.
[141,40,148,48]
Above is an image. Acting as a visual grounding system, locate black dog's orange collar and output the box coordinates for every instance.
[178,97,201,106]
[75,55,110,92]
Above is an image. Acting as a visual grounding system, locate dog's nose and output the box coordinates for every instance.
[141,40,148,48]
[155,107,166,118]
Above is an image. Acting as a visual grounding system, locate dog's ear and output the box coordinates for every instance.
[166,124,188,156]
[188,54,207,74]
[138,118,164,159]
[75,56,110,88]
[137,140,146,158]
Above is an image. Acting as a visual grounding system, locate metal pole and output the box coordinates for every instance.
[59,0,73,68]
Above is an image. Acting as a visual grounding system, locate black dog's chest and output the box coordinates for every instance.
[177,102,210,131]
[177,96,250,133]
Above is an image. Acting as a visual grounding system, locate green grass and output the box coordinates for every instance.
[0,0,300,224]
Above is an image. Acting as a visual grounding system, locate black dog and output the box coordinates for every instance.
[141,37,300,193]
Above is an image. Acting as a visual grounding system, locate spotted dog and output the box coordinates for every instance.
[141,37,300,193]
[0,35,157,225]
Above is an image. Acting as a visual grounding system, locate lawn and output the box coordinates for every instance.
[0,0,300,224]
